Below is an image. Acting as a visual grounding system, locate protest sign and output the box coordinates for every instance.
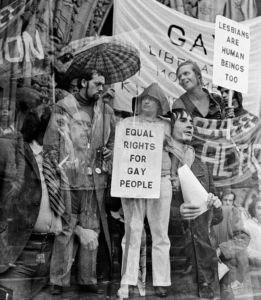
[111,121,164,198]
[213,15,250,94]
[113,0,261,192]
[113,0,261,115]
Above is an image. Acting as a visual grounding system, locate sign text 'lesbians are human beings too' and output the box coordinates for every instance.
[213,15,250,94]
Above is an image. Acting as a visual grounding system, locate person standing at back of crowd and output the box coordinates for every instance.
[213,190,250,299]
[217,87,253,118]
[68,78,79,94]
[172,60,225,120]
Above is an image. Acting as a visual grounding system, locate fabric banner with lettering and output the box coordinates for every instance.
[113,0,261,190]
[113,0,261,116]
[0,0,51,79]
[193,112,260,188]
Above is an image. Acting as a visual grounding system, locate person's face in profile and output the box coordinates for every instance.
[69,78,79,94]
[172,112,193,144]
[85,74,105,102]
[255,200,261,223]
[141,96,159,115]
[219,88,238,108]
[177,64,200,91]
[222,193,234,207]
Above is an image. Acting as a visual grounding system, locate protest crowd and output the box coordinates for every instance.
[1,1,261,300]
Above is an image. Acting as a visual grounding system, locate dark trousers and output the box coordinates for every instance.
[221,249,249,285]
[0,236,53,300]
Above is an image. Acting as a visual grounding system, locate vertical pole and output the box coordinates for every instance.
[226,89,233,140]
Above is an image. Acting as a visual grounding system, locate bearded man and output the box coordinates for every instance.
[44,69,116,295]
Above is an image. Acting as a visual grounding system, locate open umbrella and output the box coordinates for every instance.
[56,35,141,88]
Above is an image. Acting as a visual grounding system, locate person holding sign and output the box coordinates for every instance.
[217,86,255,118]
[167,108,223,299]
[173,60,225,120]
[117,83,172,298]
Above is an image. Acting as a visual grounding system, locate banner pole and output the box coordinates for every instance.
[226,89,233,140]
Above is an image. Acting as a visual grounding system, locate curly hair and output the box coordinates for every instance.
[77,69,104,89]
[20,104,51,143]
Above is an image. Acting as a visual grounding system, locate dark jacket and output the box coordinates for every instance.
[172,88,225,120]
[213,206,250,260]
[0,140,42,273]
[169,157,223,285]
[44,94,116,259]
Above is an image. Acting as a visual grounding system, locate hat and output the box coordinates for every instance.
[132,83,170,116]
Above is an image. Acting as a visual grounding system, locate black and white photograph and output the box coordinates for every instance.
[0,1,261,299]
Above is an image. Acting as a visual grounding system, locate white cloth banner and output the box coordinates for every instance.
[111,121,164,199]
[113,0,261,116]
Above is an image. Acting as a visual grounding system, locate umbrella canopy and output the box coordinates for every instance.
[56,36,140,88]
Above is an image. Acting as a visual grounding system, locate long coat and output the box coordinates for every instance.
[169,157,223,286]
[44,94,116,258]
[0,138,41,273]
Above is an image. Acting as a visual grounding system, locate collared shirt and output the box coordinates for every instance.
[173,88,224,120]
[0,124,15,136]
[29,140,61,235]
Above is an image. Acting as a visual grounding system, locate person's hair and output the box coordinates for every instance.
[170,108,191,132]
[221,190,236,205]
[248,197,261,218]
[176,60,203,86]
[217,87,242,105]
[21,104,51,143]
[77,69,104,89]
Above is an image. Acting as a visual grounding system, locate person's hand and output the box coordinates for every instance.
[170,175,180,192]
[103,147,112,161]
[180,203,201,220]
[75,225,98,250]
[207,193,222,209]
[102,88,115,99]
[216,247,221,258]
[225,106,235,118]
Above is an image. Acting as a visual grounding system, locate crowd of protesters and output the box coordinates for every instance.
[0,60,260,300]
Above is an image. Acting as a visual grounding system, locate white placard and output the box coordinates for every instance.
[178,164,209,217]
[213,15,250,94]
[111,121,164,199]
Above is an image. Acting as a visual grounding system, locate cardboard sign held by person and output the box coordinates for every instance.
[111,121,164,199]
